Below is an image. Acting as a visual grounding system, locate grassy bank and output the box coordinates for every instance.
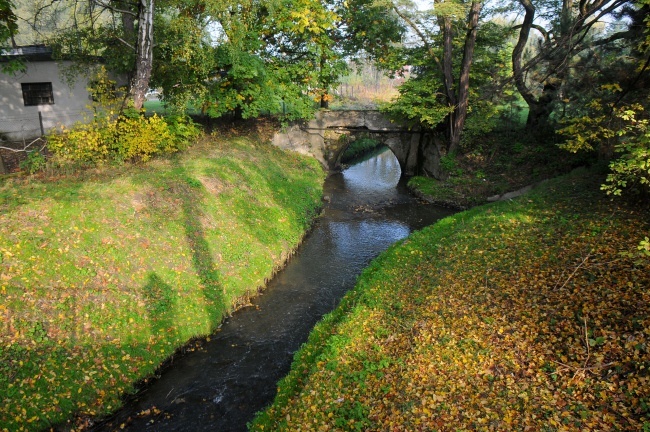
[251,169,650,431]
[0,132,325,431]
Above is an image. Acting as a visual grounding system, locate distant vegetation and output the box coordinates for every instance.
[4,0,648,194]
[339,138,384,164]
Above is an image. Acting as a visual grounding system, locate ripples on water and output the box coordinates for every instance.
[96,148,453,432]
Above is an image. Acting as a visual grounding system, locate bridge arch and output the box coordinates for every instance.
[271,110,429,177]
[328,128,408,172]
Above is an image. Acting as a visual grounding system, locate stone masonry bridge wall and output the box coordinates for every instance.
[271,110,444,178]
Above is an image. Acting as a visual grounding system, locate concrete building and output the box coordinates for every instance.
[0,45,91,141]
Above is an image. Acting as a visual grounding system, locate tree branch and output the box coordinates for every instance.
[391,2,442,70]
[0,137,47,153]
[512,23,549,42]
[115,36,135,50]
[92,0,138,17]
[511,0,537,107]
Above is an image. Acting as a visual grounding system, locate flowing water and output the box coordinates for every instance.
[96,148,453,431]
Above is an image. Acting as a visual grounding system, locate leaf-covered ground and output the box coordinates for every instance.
[252,169,650,431]
[0,133,325,431]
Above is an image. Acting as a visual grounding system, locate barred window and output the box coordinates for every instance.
[21,82,54,106]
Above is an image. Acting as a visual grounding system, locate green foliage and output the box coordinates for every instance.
[338,0,404,66]
[86,66,123,114]
[381,72,454,129]
[47,114,200,164]
[113,115,176,162]
[19,151,46,174]
[0,0,24,74]
[165,115,201,143]
[0,0,17,40]
[639,237,650,257]
[460,100,500,149]
[47,119,112,164]
[601,105,650,196]
[440,153,463,176]
[379,6,511,154]
[340,138,383,163]
[204,47,281,119]
[151,13,215,113]
[48,12,136,88]
[560,100,650,196]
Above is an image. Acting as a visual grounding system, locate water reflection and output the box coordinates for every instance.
[96,149,453,432]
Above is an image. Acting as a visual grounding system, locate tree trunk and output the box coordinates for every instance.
[525,82,559,130]
[320,94,329,109]
[511,0,539,130]
[441,16,456,107]
[511,0,576,131]
[447,1,482,154]
[131,0,154,110]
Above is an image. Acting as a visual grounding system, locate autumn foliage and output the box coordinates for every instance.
[252,170,650,431]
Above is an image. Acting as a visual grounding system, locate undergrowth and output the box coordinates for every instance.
[408,127,596,209]
[340,138,384,164]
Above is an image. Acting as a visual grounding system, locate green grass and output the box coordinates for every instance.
[251,169,650,431]
[143,100,202,116]
[0,133,325,431]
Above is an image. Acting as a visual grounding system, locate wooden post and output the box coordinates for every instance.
[38,111,45,136]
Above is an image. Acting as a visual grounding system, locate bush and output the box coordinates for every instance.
[560,101,649,196]
[47,119,112,164]
[47,114,201,164]
[19,151,47,174]
[113,115,174,162]
[164,115,201,147]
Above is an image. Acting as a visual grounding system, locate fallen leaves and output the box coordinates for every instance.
[252,172,650,431]
[0,135,325,431]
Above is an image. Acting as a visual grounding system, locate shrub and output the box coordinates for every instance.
[47,114,200,165]
[560,101,649,196]
[47,118,113,164]
[113,115,174,162]
[164,115,201,147]
[19,151,47,174]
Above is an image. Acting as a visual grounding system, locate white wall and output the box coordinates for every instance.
[0,60,91,140]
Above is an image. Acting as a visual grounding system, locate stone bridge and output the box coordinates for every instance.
[272,110,443,177]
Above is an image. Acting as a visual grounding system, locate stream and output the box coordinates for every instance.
[95,148,453,431]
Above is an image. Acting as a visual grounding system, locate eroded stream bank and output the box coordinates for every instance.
[96,149,453,431]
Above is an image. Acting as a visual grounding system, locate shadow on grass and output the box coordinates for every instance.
[141,273,177,337]
[210,155,320,249]
[149,160,226,327]
[177,170,226,325]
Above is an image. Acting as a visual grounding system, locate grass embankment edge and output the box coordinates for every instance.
[251,168,650,430]
[0,133,326,431]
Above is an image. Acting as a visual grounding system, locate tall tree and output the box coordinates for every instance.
[511,0,638,129]
[383,0,508,157]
